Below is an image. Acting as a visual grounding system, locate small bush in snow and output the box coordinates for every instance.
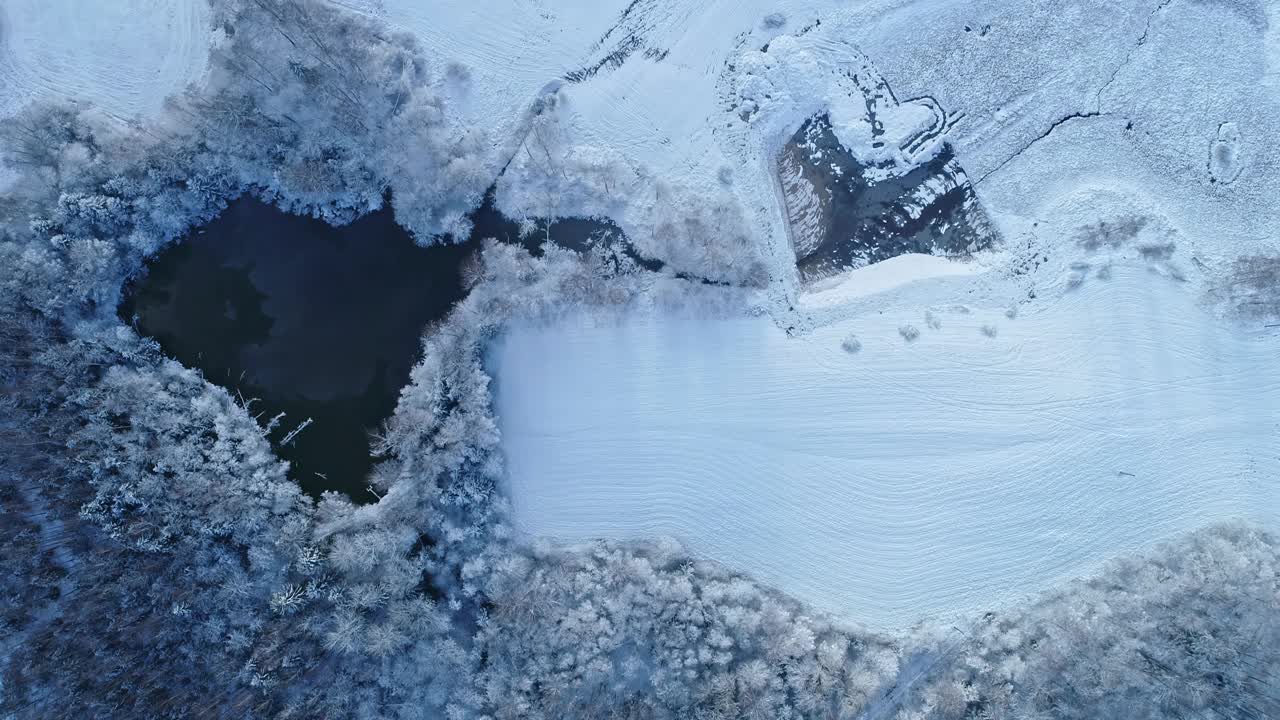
[445,61,472,84]
[1075,215,1148,250]
[1138,242,1176,261]
[980,324,998,338]
[841,334,861,353]
[899,324,920,342]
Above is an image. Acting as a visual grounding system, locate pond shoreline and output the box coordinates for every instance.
[121,190,632,502]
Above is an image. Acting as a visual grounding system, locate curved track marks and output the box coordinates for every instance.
[0,0,210,119]
[492,265,1280,627]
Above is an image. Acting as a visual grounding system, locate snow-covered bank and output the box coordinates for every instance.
[801,253,981,307]
[493,264,1279,627]
[0,0,211,120]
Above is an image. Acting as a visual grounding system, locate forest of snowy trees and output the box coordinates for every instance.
[1,0,1277,718]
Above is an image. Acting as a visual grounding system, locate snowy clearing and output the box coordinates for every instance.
[0,0,211,120]
[493,264,1279,627]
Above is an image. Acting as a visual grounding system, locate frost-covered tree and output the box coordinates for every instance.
[495,91,769,288]
[192,0,492,238]
[893,524,1280,720]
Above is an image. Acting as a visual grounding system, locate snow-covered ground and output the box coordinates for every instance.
[845,0,1280,299]
[493,263,1279,627]
[1267,0,1280,95]
[0,0,211,120]
[351,0,838,172]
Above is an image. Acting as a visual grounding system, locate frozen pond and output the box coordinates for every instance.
[122,197,476,502]
[491,265,1279,626]
[123,193,627,502]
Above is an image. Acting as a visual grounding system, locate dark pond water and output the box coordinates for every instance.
[779,113,998,282]
[122,193,625,502]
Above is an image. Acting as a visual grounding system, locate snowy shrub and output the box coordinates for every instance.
[1138,242,1176,261]
[1075,215,1148,251]
[496,94,769,288]
[899,324,921,341]
[1210,255,1280,323]
[633,182,770,287]
[842,333,863,353]
[980,324,998,338]
[496,93,638,224]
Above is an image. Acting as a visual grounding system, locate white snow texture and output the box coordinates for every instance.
[493,265,1279,627]
[0,0,210,120]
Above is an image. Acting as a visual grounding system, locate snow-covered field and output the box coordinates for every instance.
[382,0,1280,627]
[348,0,832,175]
[846,0,1280,297]
[493,263,1279,627]
[0,0,210,120]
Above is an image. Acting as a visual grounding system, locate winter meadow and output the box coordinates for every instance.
[1,0,1278,718]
